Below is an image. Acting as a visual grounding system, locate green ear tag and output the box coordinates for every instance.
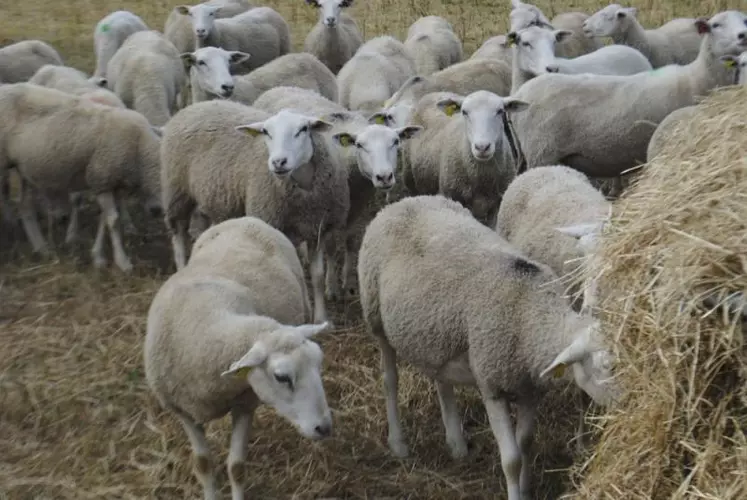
[100,23,110,33]
[551,364,566,378]
[233,367,252,379]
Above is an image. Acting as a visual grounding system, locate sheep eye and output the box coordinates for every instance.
[263,129,271,138]
[198,60,206,66]
[521,41,531,48]
[393,138,400,147]
[274,373,293,388]
[712,23,720,28]
[297,125,309,136]
[462,110,469,117]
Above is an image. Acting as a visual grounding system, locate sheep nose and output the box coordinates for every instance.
[375,172,394,186]
[474,143,491,153]
[314,422,332,438]
[196,28,207,37]
[325,17,336,26]
[272,157,289,171]
[546,65,559,73]
[221,83,234,95]
[738,32,746,41]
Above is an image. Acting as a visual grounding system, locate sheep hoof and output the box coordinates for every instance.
[93,256,108,269]
[388,439,409,458]
[447,439,469,460]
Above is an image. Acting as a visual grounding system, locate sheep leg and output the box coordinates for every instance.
[435,381,468,459]
[227,407,255,500]
[117,196,137,234]
[0,173,15,226]
[170,218,190,270]
[378,339,409,457]
[341,234,359,299]
[96,192,133,273]
[481,395,522,500]
[176,414,218,500]
[91,210,109,268]
[308,243,329,323]
[324,236,342,302]
[17,180,49,254]
[65,192,82,245]
[515,400,537,498]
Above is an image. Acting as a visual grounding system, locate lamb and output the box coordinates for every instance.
[0,40,63,84]
[404,15,464,76]
[303,0,363,75]
[583,4,703,68]
[336,35,417,113]
[511,11,747,182]
[92,10,149,79]
[165,0,254,54]
[357,194,616,500]
[144,215,333,500]
[175,4,290,70]
[160,101,349,323]
[506,26,652,92]
[106,30,186,126]
[404,90,528,226]
[184,48,338,105]
[0,83,161,272]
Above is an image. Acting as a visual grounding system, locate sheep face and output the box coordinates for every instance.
[182,47,251,99]
[696,11,747,58]
[509,1,552,33]
[368,102,415,128]
[507,26,573,75]
[177,4,220,40]
[437,90,530,161]
[582,4,636,38]
[236,110,334,177]
[333,124,422,190]
[221,322,333,440]
[720,51,747,85]
[307,0,353,28]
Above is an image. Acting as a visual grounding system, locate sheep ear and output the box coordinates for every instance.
[340,0,354,7]
[221,342,267,378]
[554,30,573,43]
[235,123,265,137]
[150,126,164,138]
[310,119,333,133]
[510,0,523,8]
[506,31,519,47]
[306,0,321,7]
[720,55,738,68]
[228,51,251,65]
[504,98,530,114]
[397,126,422,140]
[540,325,597,378]
[176,5,190,15]
[180,53,196,68]
[437,98,462,117]
[555,222,599,239]
[368,112,389,125]
[694,18,711,35]
[617,7,635,18]
[294,321,332,339]
[333,132,356,147]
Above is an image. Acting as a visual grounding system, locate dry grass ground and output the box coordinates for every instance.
[0,0,742,499]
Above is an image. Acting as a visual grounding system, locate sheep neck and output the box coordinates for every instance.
[510,48,537,93]
[688,33,734,93]
[614,18,652,59]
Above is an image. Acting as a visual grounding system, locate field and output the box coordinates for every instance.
[0,0,742,498]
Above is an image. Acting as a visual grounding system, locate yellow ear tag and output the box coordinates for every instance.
[233,367,253,379]
[238,127,262,137]
[443,103,458,117]
[373,115,386,125]
[724,59,736,68]
[338,134,354,147]
[551,364,567,378]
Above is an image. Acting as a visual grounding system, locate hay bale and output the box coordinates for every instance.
[568,85,747,499]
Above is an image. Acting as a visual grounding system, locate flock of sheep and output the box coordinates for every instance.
[1,0,746,498]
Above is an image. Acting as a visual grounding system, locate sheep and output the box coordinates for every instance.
[0,40,63,84]
[509,0,602,59]
[184,48,338,105]
[583,4,703,68]
[92,10,149,79]
[336,35,417,113]
[175,4,290,70]
[253,85,422,299]
[303,0,363,75]
[470,35,512,64]
[357,194,616,500]
[0,83,162,272]
[511,11,747,183]
[144,215,332,500]
[404,90,528,226]
[506,26,653,92]
[29,64,124,107]
[105,30,186,127]
[160,101,349,323]
[404,15,464,76]
[165,0,254,54]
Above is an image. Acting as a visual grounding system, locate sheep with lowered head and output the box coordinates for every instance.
[165,0,253,54]
[404,15,463,76]
[160,100,349,323]
[92,10,149,79]
[144,215,333,500]
[0,40,63,84]
[583,4,702,68]
[303,0,363,75]
[184,48,338,104]
[357,194,617,500]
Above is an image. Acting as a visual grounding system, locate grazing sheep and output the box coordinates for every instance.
[404,15,464,76]
[336,35,417,113]
[303,0,363,75]
[470,35,512,64]
[165,0,253,54]
[0,83,161,272]
[357,194,616,500]
[106,30,186,126]
[405,90,528,226]
[506,26,653,92]
[583,4,703,68]
[161,101,349,322]
[176,4,290,70]
[92,10,149,79]
[185,48,338,104]
[511,11,747,182]
[0,40,63,84]
[144,215,332,500]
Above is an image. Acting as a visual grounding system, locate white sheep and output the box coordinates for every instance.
[165,0,253,54]
[404,15,464,76]
[184,48,338,105]
[175,4,290,70]
[511,11,747,183]
[106,30,186,126]
[160,101,349,323]
[92,10,149,79]
[405,90,528,226]
[303,0,363,75]
[336,35,417,113]
[0,40,63,84]
[470,35,512,64]
[0,83,161,272]
[506,26,653,92]
[583,4,703,68]
[144,215,332,500]
[357,194,616,500]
